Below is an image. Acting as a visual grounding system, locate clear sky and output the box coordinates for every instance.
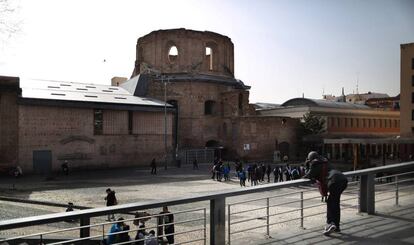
[0,0,413,103]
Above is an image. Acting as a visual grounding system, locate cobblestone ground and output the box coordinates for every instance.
[0,164,413,244]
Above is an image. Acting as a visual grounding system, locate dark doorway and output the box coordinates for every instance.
[206,140,224,160]
[279,142,290,159]
[33,150,52,175]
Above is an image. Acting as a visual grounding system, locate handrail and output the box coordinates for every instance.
[1,161,413,231]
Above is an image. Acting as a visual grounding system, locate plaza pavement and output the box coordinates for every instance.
[0,163,413,244]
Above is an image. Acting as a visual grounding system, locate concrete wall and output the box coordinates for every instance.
[400,43,414,137]
[17,105,173,173]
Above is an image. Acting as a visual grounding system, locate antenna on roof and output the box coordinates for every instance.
[356,72,359,95]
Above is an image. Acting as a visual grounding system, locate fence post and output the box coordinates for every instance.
[266,197,270,237]
[80,216,91,238]
[359,173,375,214]
[395,175,399,206]
[228,204,231,245]
[300,192,304,228]
[210,197,225,245]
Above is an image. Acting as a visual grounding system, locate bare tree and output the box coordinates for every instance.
[0,0,20,41]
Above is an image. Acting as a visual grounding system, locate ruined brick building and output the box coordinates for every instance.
[119,28,299,161]
[0,76,174,174]
[0,29,300,174]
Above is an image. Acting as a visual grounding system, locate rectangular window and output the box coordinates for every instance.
[379,119,382,128]
[344,118,348,128]
[373,119,376,128]
[350,118,354,128]
[412,75,414,86]
[94,109,103,135]
[412,92,414,103]
[128,111,133,134]
[356,118,359,128]
[362,119,366,128]
[412,58,414,69]
[412,110,414,121]
[336,118,340,127]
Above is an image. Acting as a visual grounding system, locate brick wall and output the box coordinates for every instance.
[17,105,173,173]
[0,91,19,168]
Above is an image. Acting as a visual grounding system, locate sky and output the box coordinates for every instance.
[0,0,413,104]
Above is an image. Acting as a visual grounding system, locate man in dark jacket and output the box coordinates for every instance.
[105,188,117,221]
[303,151,348,235]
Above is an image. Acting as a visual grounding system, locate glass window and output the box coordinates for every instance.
[94,109,103,135]
[128,111,133,134]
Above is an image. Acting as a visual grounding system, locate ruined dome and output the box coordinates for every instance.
[132,28,235,78]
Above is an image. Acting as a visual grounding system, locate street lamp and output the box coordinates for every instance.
[162,75,169,170]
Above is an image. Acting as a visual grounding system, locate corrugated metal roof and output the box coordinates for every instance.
[19,78,168,107]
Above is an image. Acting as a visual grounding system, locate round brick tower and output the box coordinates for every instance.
[132,28,235,78]
[126,28,254,159]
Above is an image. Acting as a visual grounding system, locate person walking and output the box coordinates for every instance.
[150,158,157,175]
[278,166,284,182]
[192,159,199,170]
[158,206,174,244]
[105,188,117,221]
[239,168,246,187]
[273,166,279,183]
[303,151,348,235]
[61,160,69,175]
[266,165,272,183]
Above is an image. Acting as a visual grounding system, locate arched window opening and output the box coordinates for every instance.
[205,100,216,115]
[168,45,178,63]
[238,93,243,110]
[206,47,213,71]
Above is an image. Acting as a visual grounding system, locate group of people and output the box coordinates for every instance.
[105,207,174,245]
[211,159,231,181]
[226,161,310,187]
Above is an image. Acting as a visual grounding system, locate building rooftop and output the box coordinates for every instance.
[281,97,371,109]
[19,78,169,108]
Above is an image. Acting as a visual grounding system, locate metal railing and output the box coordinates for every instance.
[227,180,360,244]
[0,161,413,245]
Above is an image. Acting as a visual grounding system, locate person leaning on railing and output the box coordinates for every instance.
[302,151,348,236]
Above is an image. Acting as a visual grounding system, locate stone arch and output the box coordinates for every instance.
[206,140,221,148]
[205,41,218,71]
[166,41,179,64]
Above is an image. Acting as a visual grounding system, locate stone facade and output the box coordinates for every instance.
[125,29,300,161]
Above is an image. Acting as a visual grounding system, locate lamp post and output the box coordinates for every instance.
[163,75,168,170]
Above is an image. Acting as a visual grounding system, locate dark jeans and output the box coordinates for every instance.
[327,179,348,228]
